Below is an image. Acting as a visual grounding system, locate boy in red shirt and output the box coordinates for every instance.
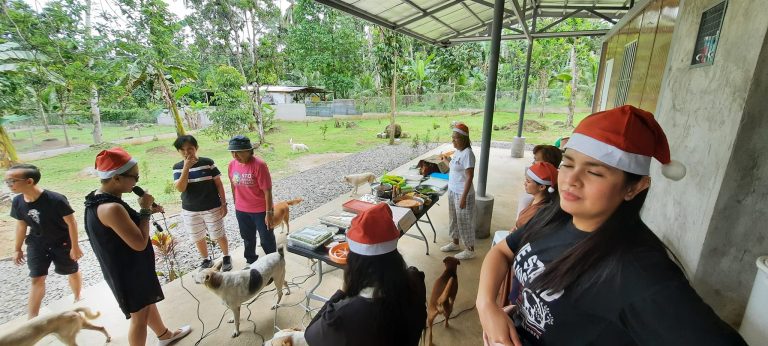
[227,135,276,264]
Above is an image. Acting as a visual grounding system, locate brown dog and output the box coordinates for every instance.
[425,256,460,346]
[272,198,303,234]
[0,307,111,346]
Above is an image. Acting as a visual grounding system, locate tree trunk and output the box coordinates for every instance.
[389,48,397,145]
[157,74,186,136]
[35,97,50,133]
[567,46,577,128]
[60,114,70,147]
[0,125,19,167]
[85,0,102,144]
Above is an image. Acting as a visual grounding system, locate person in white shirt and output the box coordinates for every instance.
[440,123,477,260]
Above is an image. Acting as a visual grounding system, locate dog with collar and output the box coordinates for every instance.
[195,249,290,337]
[0,307,111,346]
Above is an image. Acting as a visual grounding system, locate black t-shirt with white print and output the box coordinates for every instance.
[505,222,746,346]
[10,190,74,245]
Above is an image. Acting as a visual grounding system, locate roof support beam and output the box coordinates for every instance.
[401,0,459,34]
[469,0,516,16]
[395,0,464,28]
[461,2,485,26]
[537,9,582,33]
[510,0,531,40]
[438,13,519,42]
[585,8,617,24]
[536,5,630,10]
[448,29,609,44]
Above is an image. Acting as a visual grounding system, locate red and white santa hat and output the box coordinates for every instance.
[526,161,559,193]
[453,123,469,137]
[94,147,137,179]
[564,105,686,180]
[346,203,400,256]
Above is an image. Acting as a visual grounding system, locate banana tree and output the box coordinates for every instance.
[117,59,194,136]
[403,51,435,100]
[0,115,28,167]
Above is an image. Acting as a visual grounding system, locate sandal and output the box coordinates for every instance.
[157,325,191,346]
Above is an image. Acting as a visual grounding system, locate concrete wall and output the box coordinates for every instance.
[275,103,307,121]
[644,0,768,325]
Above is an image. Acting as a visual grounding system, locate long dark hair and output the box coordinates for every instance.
[344,250,416,342]
[520,173,684,295]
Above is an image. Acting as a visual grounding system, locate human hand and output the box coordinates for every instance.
[460,196,467,209]
[151,203,165,214]
[220,204,228,218]
[138,191,155,209]
[13,250,25,266]
[183,155,198,170]
[70,245,84,261]
[479,306,522,346]
[265,213,274,229]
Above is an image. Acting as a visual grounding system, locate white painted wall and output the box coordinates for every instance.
[275,103,307,121]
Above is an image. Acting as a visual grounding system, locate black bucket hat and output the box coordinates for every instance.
[228,135,253,151]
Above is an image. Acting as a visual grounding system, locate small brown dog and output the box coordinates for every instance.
[0,307,111,346]
[272,198,303,234]
[425,256,460,346]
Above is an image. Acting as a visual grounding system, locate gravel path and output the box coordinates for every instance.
[0,142,446,325]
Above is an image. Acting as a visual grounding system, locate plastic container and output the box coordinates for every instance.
[342,199,377,214]
[740,256,768,345]
[430,172,449,180]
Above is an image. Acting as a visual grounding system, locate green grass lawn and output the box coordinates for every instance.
[8,124,178,153]
[0,111,586,236]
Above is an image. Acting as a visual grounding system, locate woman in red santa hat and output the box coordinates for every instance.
[304,203,427,345]
[84,148,191,346]
[476,106,745,345]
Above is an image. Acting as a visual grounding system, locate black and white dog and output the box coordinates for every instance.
[195,248,290,337]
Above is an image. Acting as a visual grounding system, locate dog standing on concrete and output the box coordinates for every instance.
[272,198,303,234]
[343,172,376,196]
[425,256,460,346]
[0,307,111,346]
[195,249,290,337]
[289,138,309,152]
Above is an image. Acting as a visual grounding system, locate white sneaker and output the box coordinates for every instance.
[455,249,476,260]
[440,242,461,252]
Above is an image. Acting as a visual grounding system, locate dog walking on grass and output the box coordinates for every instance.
[425,256,460,346]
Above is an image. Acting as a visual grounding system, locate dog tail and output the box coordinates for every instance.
[436,277,455,314]
[286,198,304,206]
[74,307,101,320]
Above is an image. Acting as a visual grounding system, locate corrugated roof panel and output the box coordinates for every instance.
[354,0,404,17]
[379,3,420,20]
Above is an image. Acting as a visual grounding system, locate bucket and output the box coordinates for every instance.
[740,256,768,345]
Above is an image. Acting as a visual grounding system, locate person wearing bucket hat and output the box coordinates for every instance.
[84,147,191,346]
[440,122,477,260]
[227,135,277,265]
[305,203,427,346]
[477,106,745,345]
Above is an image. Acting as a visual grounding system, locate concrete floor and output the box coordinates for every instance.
[0,144,531,346]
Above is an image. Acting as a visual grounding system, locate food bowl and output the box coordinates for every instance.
[395,197,424,213]
[329,242,349,265]
[371,182,393,199]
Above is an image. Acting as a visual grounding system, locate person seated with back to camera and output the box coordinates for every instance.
[304,203,427,346]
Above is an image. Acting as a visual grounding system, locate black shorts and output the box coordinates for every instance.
[26,239,78,278]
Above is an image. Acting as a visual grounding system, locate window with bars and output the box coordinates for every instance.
[614,40,638,107]
[691,1,727,66]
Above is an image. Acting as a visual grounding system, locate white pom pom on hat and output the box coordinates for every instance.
[563,105,686,180]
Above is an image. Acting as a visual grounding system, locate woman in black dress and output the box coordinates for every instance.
[84,147,191,346]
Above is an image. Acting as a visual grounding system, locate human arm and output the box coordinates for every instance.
[460,167,474,209]
[96,192,158,251]
[264,188,274,229]
[304,290,349,345]
[63,214,82,260]
[214,176,227,217]
[13,220,27,265]
[477,241,522,346]
[174,156,198,192]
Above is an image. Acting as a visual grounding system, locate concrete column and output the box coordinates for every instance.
[474,194,494,239]
[511,136,526,158]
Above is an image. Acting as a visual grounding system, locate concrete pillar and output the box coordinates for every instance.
[474,194,494,239]
[511,136,526,158]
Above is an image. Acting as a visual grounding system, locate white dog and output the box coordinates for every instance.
[195,249,290,337]
[289,138,309,152]
[0,307,111,346]
[343,172,376,196]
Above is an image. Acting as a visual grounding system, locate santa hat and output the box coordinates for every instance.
[526,162,558,193]
[453,123,469,137]
[346,203,400,256]
[94,147,137,179]
[564,105,686,180]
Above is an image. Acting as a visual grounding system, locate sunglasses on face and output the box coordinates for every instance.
[3,178,24,185]
[119,173,140,182]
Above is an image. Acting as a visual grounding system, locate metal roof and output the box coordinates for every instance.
[314,0,634,46]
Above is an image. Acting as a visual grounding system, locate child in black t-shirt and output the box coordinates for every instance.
[172,135,232,271]
[7,164,83,319]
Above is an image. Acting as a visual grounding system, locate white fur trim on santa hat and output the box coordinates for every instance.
[96,158,137,179]
[452,127,468,136]
[347,237,398,256]
[526,168,552,186]
[565,133,652,176]
[661,160,686,181]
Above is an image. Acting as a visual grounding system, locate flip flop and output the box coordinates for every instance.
[158,325,191,346]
